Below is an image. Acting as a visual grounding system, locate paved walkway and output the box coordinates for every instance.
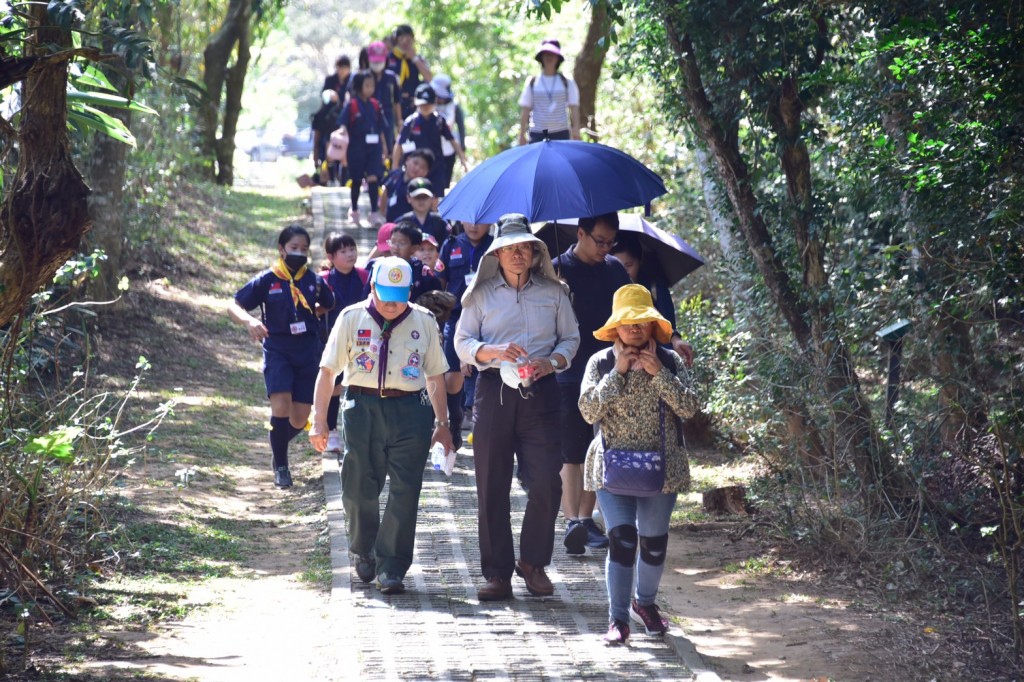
[323,443,719,681]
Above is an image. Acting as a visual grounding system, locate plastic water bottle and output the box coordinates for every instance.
[516,356,535,387]
[430,442,446,471]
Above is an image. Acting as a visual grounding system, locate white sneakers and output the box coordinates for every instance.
[368,211,385,227]
[326,430,342,453]
[348,209,362,226]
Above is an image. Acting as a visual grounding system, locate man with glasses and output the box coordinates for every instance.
[455,214,579,601]
[552,213,632,555]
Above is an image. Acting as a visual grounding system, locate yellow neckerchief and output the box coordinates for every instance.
[270,257,313,314]
[392,46,410,84]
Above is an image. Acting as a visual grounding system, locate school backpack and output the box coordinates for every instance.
[346,97,383,127]
[326,127,348,162]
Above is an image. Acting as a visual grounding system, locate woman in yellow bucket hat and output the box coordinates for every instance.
[578,284,700,644]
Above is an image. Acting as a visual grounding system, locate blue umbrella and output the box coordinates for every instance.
[438,140,667,223]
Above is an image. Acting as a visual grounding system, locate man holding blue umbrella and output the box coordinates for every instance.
[553,212,632,554]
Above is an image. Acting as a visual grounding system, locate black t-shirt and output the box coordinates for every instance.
[552,246,632,384]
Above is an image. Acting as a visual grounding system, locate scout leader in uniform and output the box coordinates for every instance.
[309,256,454,596]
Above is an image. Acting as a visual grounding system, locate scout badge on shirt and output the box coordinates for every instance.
[450,246,463,262]
[402,352,421,380]
[355,352,375,373]
[368,336,383,354]
[356,329,372,346]
[269,282,284,295]
[290,321,307,335]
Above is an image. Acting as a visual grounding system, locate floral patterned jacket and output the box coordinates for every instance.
[578,346,699,494]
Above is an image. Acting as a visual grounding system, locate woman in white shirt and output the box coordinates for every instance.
[518,39,581,144]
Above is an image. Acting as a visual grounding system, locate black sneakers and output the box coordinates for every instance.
[563,519,587,555]
[274,466,293,488]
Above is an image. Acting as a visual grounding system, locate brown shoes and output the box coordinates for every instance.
[515,559,554,597]
[477,576,513,601]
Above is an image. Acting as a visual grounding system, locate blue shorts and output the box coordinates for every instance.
[262,334,323,404]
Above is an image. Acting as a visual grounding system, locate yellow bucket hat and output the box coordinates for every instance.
[593,284,673,344]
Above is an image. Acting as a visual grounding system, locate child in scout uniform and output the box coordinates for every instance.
[309,257,454,596]
[361,222,442,303]
[320,232,369,454]
[367,40,402,154]
[343,70,388,227]
[392,83,468,195]
[379,148,433,223]
[396,177,449,245]
[437,221,493,449]
[415,234,442,275]
[228,225,336,489]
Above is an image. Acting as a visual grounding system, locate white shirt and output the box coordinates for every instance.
[518,73,580,134]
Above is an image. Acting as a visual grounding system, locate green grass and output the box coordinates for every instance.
[116,516,250,579]
[299,523,332,589]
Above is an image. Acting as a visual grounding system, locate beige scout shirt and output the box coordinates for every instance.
[320,301,448,391]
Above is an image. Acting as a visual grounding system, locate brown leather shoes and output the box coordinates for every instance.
[515,559,554,597]
[477,576,513,601]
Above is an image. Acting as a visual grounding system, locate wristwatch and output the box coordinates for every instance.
[550,356,562,370]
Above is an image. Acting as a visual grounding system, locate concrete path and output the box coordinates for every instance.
[323,444,719,681]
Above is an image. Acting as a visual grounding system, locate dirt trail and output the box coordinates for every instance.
[67,215,339,680]
[45,183,967,682]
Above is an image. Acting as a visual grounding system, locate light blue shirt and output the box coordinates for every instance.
[454,274,580,370]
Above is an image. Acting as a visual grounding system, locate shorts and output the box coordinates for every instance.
[559,381,594,465]
[262,335,322,404]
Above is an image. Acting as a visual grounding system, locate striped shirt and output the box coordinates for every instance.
[518,74,580,134]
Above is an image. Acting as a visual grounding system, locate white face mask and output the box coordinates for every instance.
[370,62,385,73]
[499,358,535,390]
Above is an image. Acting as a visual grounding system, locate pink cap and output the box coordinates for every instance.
[368,41,388,64]
[421,234,439,249]
[376,222,395,253]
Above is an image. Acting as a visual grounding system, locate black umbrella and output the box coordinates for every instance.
[535,215,704,286]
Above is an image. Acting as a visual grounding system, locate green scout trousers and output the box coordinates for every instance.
[341,390,433,579]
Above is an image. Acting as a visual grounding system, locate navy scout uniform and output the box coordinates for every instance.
[320,300,448,580]
[234,267,335,402]
[396,112,456,193]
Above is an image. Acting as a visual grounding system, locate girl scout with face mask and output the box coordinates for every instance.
[228,224,337,489]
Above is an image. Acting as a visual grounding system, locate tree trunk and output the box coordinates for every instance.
[200,0,249,184]
[86,52,130,300]
[696,143,830,478]
[0,9,91,330]
[572,2,609,139]
[216,6,252,186]
[662,19,896,503]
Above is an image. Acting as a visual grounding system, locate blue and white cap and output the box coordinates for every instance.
[371,257,413,302]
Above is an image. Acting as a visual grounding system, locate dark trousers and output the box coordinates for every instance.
[473,371,562,580]
[341,390,433,579]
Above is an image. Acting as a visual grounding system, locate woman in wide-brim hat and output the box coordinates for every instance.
[578,283,699,645]
[454,213,580,603]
